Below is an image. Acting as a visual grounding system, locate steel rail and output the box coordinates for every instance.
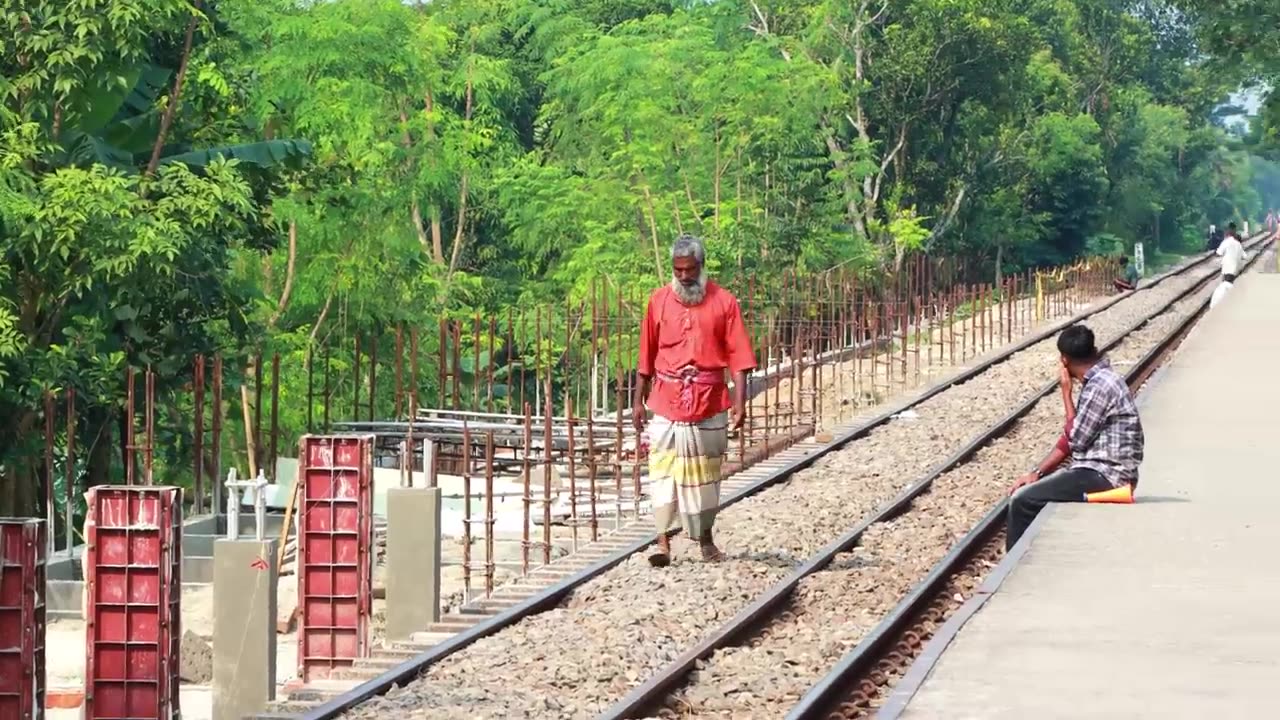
[296,240,1256,720]
[785,235,1275,720]
[599,233,1272,720]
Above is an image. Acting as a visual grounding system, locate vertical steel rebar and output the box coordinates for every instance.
[566,399,579,552]
[212,356,223,514]
[461,422,472,602]
[64,389,76,553]
[254,354,263,458]
[353,334,362,422]
[542,394,553,565]
[368,332,378,422]
[472,315,482,410]
[452,323,462,410]
[194,355,205,515]
[484,431,495,598]
[323,342,331,432]
[487,317,496,413]
[270,353,280,481]
[125,367,135,486]
[409,328,419,483]
[518,311,528,414]
[630,289,642,517]
[145,368,155,485]
[44,391,54,534]
[438,318,448,411]
[394,326,404,419]
[587,285,600,543]
[521,402,533,574]
[306,347,314,433]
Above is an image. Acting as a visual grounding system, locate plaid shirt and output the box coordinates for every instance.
[1069,359,1144,487]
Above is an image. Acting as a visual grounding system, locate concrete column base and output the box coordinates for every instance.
[212,538,278,720]
[386,487,442,640]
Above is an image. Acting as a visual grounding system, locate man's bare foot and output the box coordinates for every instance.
[648,536,672,567]
[700,542,726,563]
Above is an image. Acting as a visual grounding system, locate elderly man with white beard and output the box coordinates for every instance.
[633,234,757,566]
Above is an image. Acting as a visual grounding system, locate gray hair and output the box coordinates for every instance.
[671,234,705,264]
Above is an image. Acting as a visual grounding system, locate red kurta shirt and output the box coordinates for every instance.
[637,281,757,423]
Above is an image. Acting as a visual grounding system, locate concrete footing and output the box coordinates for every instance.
[212,538,278,720]
[385,487,442,640]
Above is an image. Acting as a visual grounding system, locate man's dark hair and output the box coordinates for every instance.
[1229,222,1238,232]
[1120,255,1129,264]
[1057,324,1097,361]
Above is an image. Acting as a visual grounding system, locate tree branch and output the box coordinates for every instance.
[144,4,201,179]
[266,220,297,330]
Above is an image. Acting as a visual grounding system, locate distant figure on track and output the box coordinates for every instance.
[1210,227,1247,309]
[1006,325,1144,550]
[1111,255,1139,292]
[634,234,757,566]
[1205,224,1223,253]
[1217,224,1245,285]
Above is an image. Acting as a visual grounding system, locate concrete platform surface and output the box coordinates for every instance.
[895,273,1280,719]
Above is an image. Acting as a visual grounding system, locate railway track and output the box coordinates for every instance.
[590,235,1271,720]
[270,236,1266,720]
[781,237,1274,720]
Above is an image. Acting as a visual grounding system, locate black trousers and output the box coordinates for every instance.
[1007,467,1114,550]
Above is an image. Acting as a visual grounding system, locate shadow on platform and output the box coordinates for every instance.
[1133,495,1190,504]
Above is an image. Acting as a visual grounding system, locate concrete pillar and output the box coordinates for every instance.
[385,486,443,639]
[212,538,278,720]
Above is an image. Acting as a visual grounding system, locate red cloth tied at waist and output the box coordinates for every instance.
[656,367,726,414]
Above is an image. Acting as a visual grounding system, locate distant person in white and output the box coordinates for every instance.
[1211,223,1246,309]
[1217,223,1245,283]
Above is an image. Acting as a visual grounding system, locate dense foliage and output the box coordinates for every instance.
[2,0,1278,515]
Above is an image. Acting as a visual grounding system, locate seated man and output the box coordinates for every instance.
[1006,325,1145,550]
[1112,255,1138,292]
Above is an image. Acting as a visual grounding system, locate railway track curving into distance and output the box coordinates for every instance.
[271,234,1269,720]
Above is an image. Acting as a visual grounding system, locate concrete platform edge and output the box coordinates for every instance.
[876,504,1059,720]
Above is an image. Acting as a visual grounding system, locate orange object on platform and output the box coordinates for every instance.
[1085,484,1135,504]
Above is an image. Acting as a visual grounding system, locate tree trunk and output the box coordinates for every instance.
[243,356,260,475]
[430,212,444,263]
[0,466,14,517]
[144,4,200,178]
[713,128,722,232]
[87,410,114,489]
[17,465,35,517]
[445,62,475,282]
[411,201,431,253]
[641,184,664,281]
[423,88,446,264]
[266,220,298,329]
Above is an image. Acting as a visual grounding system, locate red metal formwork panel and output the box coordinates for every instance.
[297,435,375,681]
[84,487,182,720]
[0,519,46,720]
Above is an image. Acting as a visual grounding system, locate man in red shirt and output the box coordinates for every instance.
[634,234,757,566]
